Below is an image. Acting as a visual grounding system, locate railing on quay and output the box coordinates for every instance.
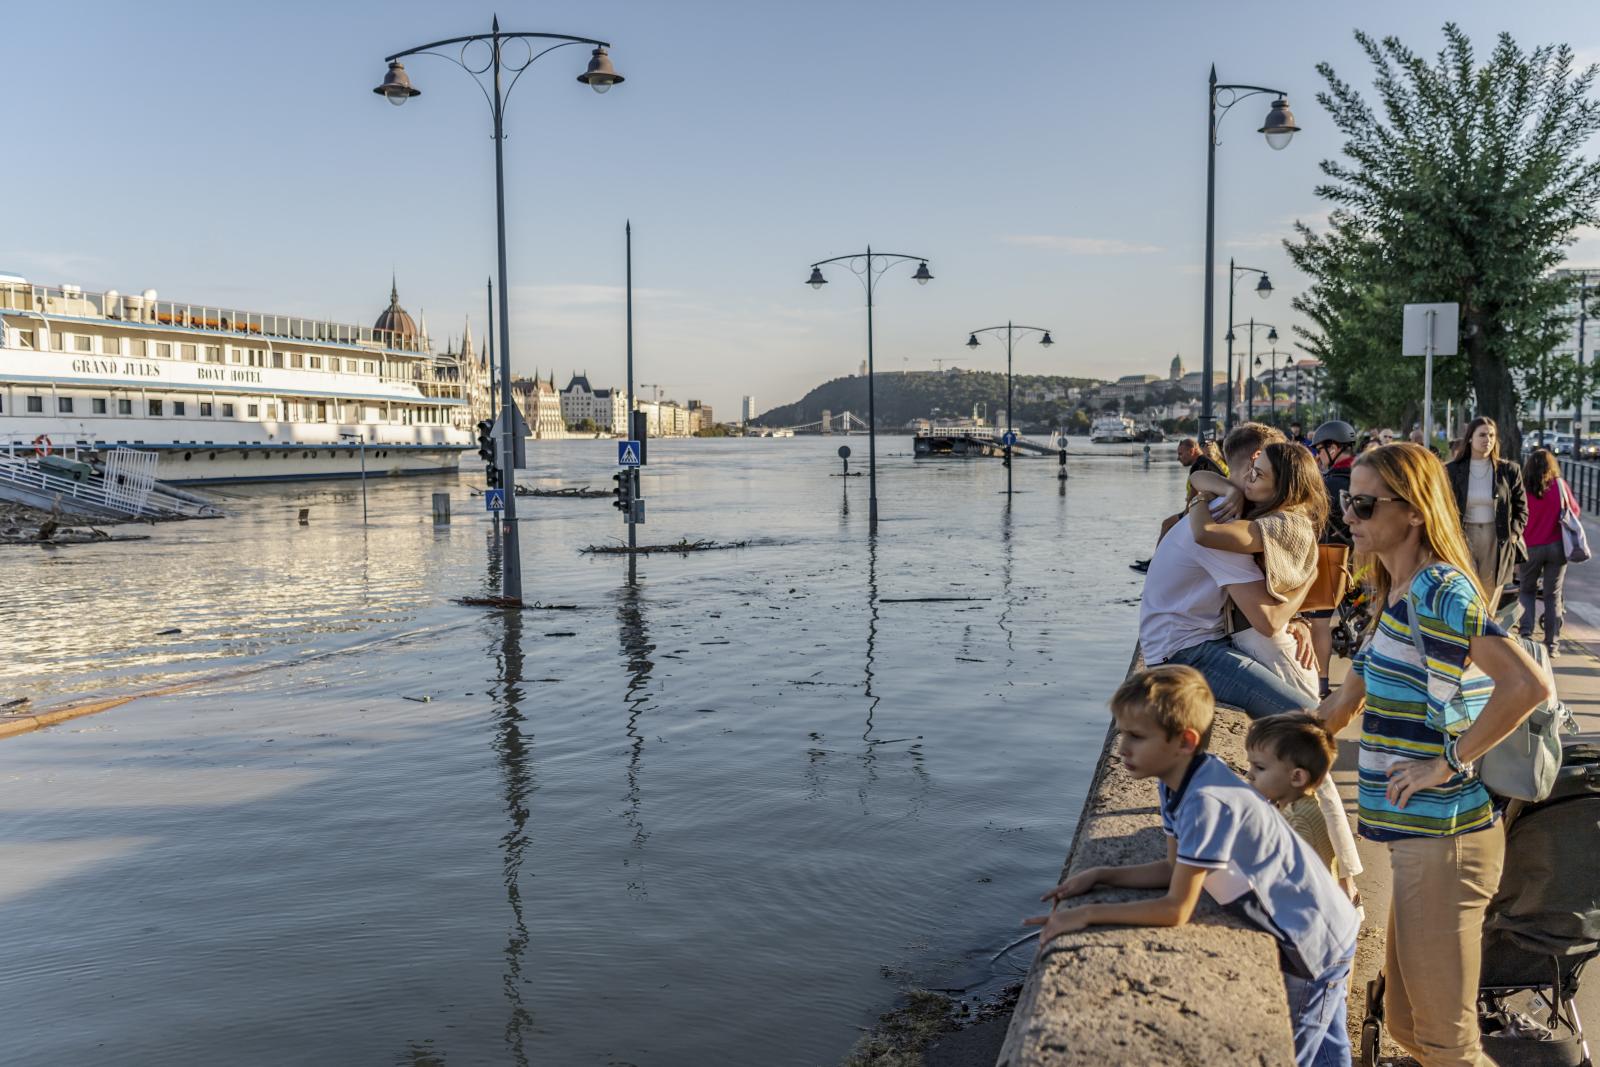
[1561,458,1600,514]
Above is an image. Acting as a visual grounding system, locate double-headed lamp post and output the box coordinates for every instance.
[1225,262,1273,432]
[1201,67,1299,441]
[807,249,933,530]
[375,17,623,605]
[1227,320,1278,422]
[1254,346,1283,423]
[965,323,1054,498]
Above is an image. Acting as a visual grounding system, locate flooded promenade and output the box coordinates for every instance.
[2,439,1172,1065]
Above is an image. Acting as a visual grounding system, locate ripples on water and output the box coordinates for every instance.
[0,438,1180,1065]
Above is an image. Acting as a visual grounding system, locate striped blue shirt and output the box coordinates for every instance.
[1352,563,1505,841]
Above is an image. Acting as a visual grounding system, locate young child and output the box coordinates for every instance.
[1244,713,1365,921]
[1027,666,1358,1067]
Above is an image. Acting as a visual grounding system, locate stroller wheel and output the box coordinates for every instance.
[1366,972,1386,1018]
[1360,1017,1383,1066]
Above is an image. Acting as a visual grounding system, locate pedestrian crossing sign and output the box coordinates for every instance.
[618,440,642,467]
[484,489,505,511]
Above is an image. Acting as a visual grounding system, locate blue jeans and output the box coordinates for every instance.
[1163,637,1314,719]
[1283,956,1352,1067]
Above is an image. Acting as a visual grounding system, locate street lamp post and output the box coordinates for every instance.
[807,249,933,529]
[1229,320,1278,422]
[375,17,623,604]
[1201,67,1300,441]
[966,322,1053,498]
[1225,261,1273,432]
[1254,346,1282,423]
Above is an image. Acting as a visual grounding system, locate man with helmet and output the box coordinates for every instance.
[1307,420,1357,696]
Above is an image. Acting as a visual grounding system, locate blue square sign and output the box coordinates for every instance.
[618,440,642,467]
[484,489,505,511]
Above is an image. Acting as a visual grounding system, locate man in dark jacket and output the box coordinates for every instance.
[1307,420,1357,696]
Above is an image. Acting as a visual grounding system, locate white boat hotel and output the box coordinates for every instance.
[0,275,474,483]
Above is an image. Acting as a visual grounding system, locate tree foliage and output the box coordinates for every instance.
[1286,24,1600,448]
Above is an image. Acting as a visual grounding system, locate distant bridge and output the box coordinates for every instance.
[751,411,872,436]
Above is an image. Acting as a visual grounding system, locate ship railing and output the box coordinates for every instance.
[0,282,429,354]
[0,450,222,520]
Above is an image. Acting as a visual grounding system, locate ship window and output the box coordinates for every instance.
[156,342,172,359]
[58,397,73,413]
[102,337,120,356]
[266,404,278,419]
[73,334,93,352]
[247,404,259,417]
[148,399,163,416]
[200,402,213,416]
[204,346,222,364]
[50,331,64,351]
[118,399,132,415]
[222,403,235,417]
[308,356,322,370]
[173,401,186,416]
[130,339,147,358]
[272,352,284,369]
[362,361,376,374]
[92,399,107,414]
[330,358,341,372]
[290,353,303,369]
[15,329,34,349]
[180,344,197,361]
[26,395,43,412]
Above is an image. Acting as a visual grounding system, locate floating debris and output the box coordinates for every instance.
[879,596,993,604]
[453,596,581,610]
[402,695,432,704]
[581,539,751,555]
[156,628,183,636]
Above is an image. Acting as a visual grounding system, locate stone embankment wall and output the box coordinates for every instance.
[995,660,1297,1066]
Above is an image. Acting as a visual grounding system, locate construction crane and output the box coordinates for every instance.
[637,383,664,402]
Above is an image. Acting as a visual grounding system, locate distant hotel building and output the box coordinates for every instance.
[741,395,757,423]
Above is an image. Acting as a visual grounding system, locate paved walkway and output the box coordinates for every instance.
[1337,513,1600,1062]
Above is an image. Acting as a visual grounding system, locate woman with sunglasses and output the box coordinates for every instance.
[1445,416,1528,600]
[1317,443,1547,1067]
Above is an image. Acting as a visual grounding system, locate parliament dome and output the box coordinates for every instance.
[374,279,417,338]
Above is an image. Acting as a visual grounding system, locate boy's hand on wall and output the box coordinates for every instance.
[1038,869,1099,906]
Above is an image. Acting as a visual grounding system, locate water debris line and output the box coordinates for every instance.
[581,538,751,554]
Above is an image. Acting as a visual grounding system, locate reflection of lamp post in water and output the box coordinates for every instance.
[488,603,533,1063]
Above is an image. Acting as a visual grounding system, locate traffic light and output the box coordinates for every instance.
[476,419,500,490]
[1002,448,1012,469]
[612,471,633,515]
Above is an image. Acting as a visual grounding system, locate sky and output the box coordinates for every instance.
[8,0,1600,419]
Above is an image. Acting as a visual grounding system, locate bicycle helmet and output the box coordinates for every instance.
[1311,420,1356,447]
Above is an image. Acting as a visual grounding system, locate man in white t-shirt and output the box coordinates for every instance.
[1138,424,1314,717]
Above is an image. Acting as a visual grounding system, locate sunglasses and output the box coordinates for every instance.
[1340,489,1405,521]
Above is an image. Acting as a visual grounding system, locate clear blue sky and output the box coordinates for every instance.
[8,1,1600,417]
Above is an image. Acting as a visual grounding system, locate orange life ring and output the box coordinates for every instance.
[32,434,52,457]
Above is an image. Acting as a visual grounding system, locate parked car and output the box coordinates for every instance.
[1523,430,1574,456]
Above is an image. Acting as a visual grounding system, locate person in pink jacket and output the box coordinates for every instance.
[1518,448,1573,657]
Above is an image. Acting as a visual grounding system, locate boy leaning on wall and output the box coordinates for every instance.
[1024,666,1359,1067]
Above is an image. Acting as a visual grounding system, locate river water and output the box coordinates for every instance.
[0,437,1179,1066]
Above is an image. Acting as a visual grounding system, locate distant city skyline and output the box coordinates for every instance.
[6,1,1599,418]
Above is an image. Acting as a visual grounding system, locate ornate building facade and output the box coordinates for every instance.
[511,371,567,439]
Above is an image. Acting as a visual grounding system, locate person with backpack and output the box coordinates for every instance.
[1306,420,1357,697]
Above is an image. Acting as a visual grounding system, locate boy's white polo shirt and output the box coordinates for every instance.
[1158,753,1358,980]
[1138,518,1263,665]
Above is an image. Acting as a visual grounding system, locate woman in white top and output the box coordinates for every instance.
[1444,417,1527,597]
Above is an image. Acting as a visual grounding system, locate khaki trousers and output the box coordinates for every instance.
[1464,521,1500,592]
[1384,825,1506,1067]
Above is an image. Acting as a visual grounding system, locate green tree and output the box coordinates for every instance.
[1287,24,1600,450]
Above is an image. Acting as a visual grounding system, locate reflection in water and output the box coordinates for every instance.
[486,531,534,1066]
[616,577,655,899]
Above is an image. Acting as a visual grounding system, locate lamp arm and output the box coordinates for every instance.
[1211,84,1288,147]
[970,326,1051,339]
[385,31,607,64]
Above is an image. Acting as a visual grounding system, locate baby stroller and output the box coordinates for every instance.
[1359,734,1600,1066]
[1330,577,1374,660]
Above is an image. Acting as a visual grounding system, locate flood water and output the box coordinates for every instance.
[1,437,1180,1066]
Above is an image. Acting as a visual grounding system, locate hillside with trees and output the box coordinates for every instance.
[752,369,1106,433]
